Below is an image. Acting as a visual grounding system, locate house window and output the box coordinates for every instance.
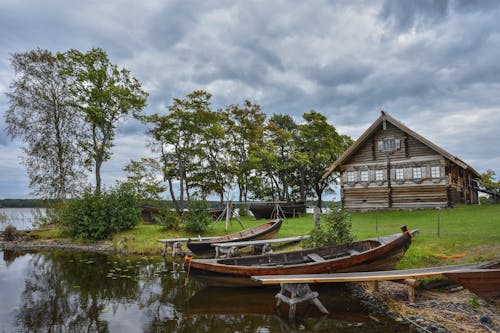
[375,169,384,181]
[383,138,396,151]
[347,171,356,182]
[360,171,369,182]
[395,168,404,180]
[412,167,422,179]
[431,166,441,178]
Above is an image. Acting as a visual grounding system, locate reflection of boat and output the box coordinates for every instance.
[185,285,371,320]
[444,260,500,300]
[186,219,283,258]
[184,228,418,287]
[249,202,307,219]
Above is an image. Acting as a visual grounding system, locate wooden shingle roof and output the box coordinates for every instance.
[323,111,481,179]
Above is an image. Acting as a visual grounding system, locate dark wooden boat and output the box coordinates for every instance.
[140,205,160,224]
[249,202,307,220]
[444,260,500,300]
[186,219,283,258]
[184,227,418,287]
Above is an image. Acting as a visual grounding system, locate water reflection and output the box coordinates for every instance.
[0,250,411,332]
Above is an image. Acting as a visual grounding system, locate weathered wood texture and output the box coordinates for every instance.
[332,113,480,211]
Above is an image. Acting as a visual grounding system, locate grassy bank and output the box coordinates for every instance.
[30,204,500,268]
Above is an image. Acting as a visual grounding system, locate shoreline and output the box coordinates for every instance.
[2,239,498,332]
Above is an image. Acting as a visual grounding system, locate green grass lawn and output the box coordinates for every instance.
[32,204,500,269]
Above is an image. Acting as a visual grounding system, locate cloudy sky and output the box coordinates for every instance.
[1,0,499,198]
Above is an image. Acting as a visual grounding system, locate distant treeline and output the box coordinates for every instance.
[0,199,56,208]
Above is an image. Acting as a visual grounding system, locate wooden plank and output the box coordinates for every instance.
[157,236,220,243]
[211,235,308,248]
[307,253,325,262]
[251,263,483,285]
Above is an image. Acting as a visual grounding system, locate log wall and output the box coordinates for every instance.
[339,122,478,211]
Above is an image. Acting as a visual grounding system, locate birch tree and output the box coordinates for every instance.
[5,49,86,199]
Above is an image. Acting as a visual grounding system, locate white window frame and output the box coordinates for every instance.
[395,168,404,180]
[360,170,369,182]
[347,171,356,182]
[431,166,441,178]
[375,169,384,181]
[412,167,422,179]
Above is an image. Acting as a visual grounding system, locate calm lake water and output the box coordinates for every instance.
[0,250,412,333]
[0,208,45,230]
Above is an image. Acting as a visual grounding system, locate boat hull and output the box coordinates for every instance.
[187,219,283,258]
[249,202,306,220]
[444,261,500,300]
[184,230,417,287]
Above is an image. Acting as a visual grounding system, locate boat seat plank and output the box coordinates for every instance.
[307,253,325,262]
[211,235,308,248]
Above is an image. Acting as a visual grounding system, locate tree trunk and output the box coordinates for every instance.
[300,169,306,202]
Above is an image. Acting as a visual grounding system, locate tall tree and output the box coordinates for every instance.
[5,49,86,199]
[297,111,352,209]
[64,48,148,192]
[195,108,229,202]
[254,114,298,201]
[225,101,266,203]
[146,90,211,212]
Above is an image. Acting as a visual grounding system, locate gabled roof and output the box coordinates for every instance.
[323,111,481,178]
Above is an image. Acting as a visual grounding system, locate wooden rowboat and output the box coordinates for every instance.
[249,202,306,220]
[184,227,418,287]
[444,260,500,300]
[186,219,283,258]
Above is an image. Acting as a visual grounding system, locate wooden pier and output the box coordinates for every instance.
[157,236,220,258]
[251,263,486,319]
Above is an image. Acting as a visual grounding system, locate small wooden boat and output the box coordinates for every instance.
[444,260,500,300]
[184,227,418,287]
[186,219,283,258]
[140,205,160,224]
[249,202,307,220]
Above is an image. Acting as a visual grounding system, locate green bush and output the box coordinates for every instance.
[61,184,141,241]
[182,200,212,233]
[302,204,355,248]
[154,206,180,230]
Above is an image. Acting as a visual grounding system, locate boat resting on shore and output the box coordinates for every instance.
[184,227,418,287]
[444,260,500,301]
[187,219,283,258]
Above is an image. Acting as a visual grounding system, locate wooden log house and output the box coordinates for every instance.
[324,111,481,211]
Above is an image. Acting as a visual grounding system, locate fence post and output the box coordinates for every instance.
[375,208,379,233]
[436,207,441,238]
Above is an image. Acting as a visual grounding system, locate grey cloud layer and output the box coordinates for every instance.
[1,0,499,197]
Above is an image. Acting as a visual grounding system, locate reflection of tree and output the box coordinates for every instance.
[12,252,202,332]
[2,249,25,266]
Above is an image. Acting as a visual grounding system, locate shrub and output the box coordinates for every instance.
[302,204,355,248]
[182,200,212,233]
[61,184,141,241]
[154,206,180,230]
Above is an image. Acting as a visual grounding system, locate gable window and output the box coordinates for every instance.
[395,168,404,180]
[375,169,384,181]
[360,170,369,182]
[347,171,356,182]
[412,167,422,179]
[383,138,396,151]
[431,166,441,178]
